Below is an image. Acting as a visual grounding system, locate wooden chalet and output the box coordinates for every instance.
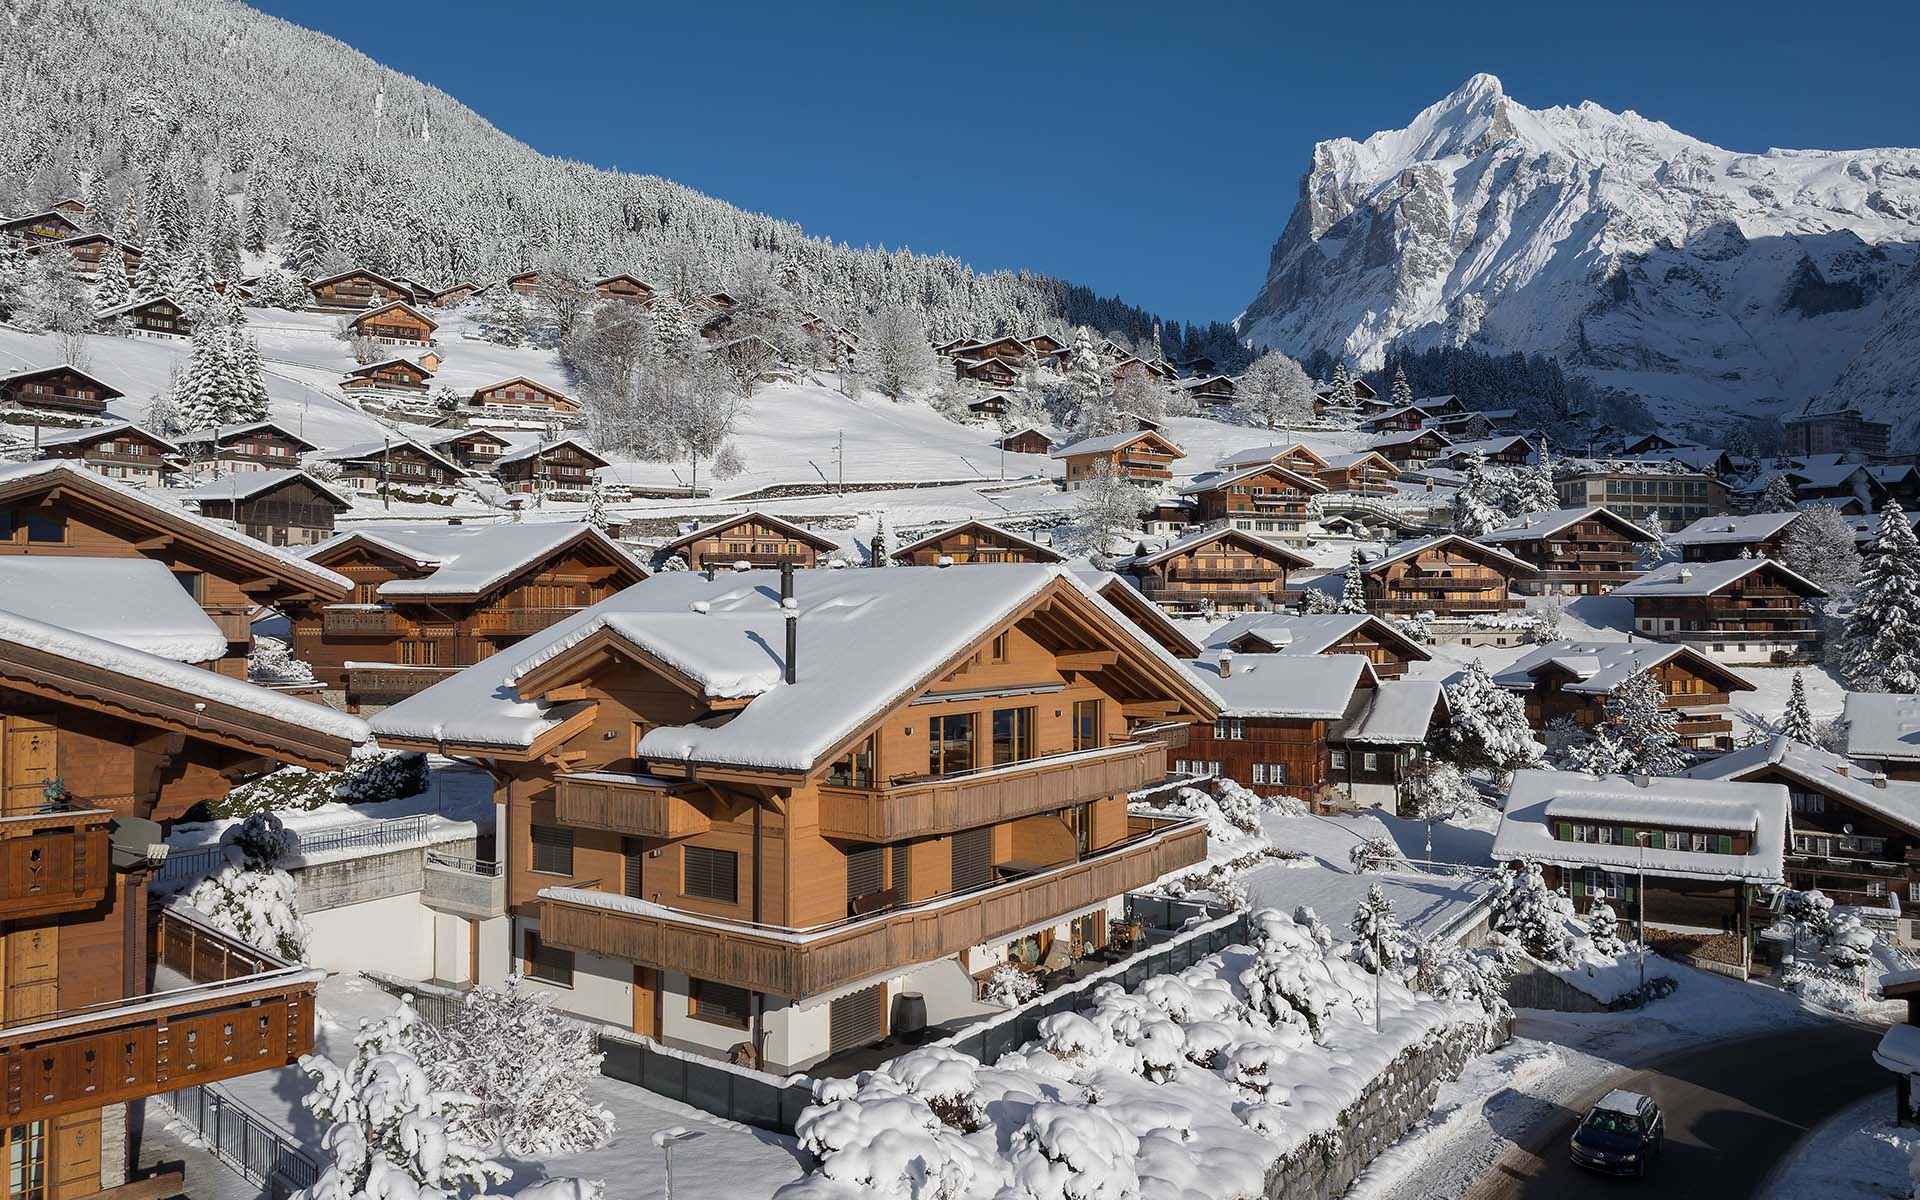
[429,427,515,470]
[1668,512,1802,563]
[1021,333,1066,357]
[953,356,1020,387]
[1201,612,1431,680]
[661,512,839,571]
[1177,463,1326,537]
[890,521,1063,566]
[494,437,611,494]
[31,422,178,487]
[1493,640,1753,751]
[178,469,352,547]
[999,427,1053,455]
[0,210,83,242]
[1314,450,1401,496]
[1843,693,1920,783]
[1361,535,1535,617]
[1362,405,1433,434]
[49,197,87,216]
[0,364,124,417]
[1613,558,1826,665]
[0,596,364,1197]
[340,357,434,394]
[312,439,466,495]
[506,271,541,293]
[1075,571,1203,661]
[1553,467,1730,532]
[1477,506,1654,595]
[37,232,142,276]
[1436,435,1534,470]
[289,522,647,706]
[1495,771,1785,978]
[947,337,1030,365]
[174,420,317,476]
[593,274,655,304]
[307,268,415,312]
[96,296,191,338]
[367,565,1214,1072]
[1369,428,1451,472]
[1052,428,1184,491]
[967,392,1015,418]
[347,301,438,347]
[1217,442,1331,475]
[1116,526,1312,614]
[0,460,352,676]
[428,281,484,307]
[1178,375,1237,406]
[469,376,582,418]
[1140,497,1195,535]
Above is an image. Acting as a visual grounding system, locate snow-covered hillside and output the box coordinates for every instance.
[1238,73,1920,434]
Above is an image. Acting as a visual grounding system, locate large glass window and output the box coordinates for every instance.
[6,1121,46,1200]
[991,706,1034,766]
[1073,700,1102,751]
[23,513,63,544]
[826,734,876,787]
[928,712,975,776]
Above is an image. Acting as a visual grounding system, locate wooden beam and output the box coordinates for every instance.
[1121,701,1181,718]
[132,535,174,552]
[1056,650,1118,671]
[542,750,589,768]
[541,683,596,703]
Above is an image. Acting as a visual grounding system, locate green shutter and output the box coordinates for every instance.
[1555,822,1571,841]
[1718,834,1732,854]
[1650,831,1665,850]
[1572,880,1585,898]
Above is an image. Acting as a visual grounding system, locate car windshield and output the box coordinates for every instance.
[1583,1109,1644,1138]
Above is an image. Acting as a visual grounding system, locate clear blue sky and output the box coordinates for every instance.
[255,0,1918,327]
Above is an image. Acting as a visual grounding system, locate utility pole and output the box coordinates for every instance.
[381,435,390,510]
[1635,830,1649,995]
[837,430,844,495]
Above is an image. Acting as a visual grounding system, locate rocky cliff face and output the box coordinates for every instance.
[1238,74,1920,435]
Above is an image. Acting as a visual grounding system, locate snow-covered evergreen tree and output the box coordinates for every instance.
[1754,474,1801,513]
[230,332,271,422]
[1498,455,1557,516]
[1401,757,1477,859]
[1327,361,1352,406]
[1566,668,1686,777]
[1440,659,1544,782]
[24,245,91,335]
[0,237,29,321]
[585,477,609,528]
[184,812,308,961]
[1586,900,1628,957]
[1238,350,1316,430]
[1491,861,1572,963]
[1062,328,1121,438]
[132,244,171,301]
[481,287,529,347]
[1837,501,1920,693]
[1450,451,1505,536]
[416,976,615,1157]
[1348,884,1409,974]
[1390,364,1413,408]
[94,246,132,310]
[868,510,891,567]
[1336,547,1369,613]
[1780,672,1816,743]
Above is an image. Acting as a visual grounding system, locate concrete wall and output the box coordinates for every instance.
[432,913,472,983]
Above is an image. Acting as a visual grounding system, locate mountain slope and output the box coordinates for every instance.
[1238,74,1920,434]
[0,0,1222,352]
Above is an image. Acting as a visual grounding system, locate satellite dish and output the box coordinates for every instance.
[1843,823,1855,835]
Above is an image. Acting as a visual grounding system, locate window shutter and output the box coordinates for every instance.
[683,845,738,903]
[952,826,993,891]
[829,984,885,1054]
[1718,834,1732,854]
[622,837,646,899]
[890,844,911,898]
[530,825,574,875]
[692,979,750,1026]
[847,844,885,903]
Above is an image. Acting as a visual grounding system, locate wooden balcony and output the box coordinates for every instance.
[554,773,711,839]
[472,607,585,636]
[818,741,1168,842]
[0,908,318,1126]
[322,605,412,636]
[345,664,459,700]
[0,808,114,921]
[537,814,1206,998]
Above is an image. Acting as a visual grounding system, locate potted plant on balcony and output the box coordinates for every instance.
[40,776,72,812]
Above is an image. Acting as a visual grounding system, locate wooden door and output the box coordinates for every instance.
[2,717,57,816]
[632,967,658,1039]
[828,984,884,1055]
[49,1110,98,1200]
[6,925,59,1023]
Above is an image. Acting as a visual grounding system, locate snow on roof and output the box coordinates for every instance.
[1183,652,1373,719]
[312,437,466,476]
[1343,680,1446,744]
[1492,639,1750,695]
[372,565,1215,770]
[1668,512,1800,546]
[1121,524,1312,570]
[891,521,1061,562]
[1440,435,1533,459]
[1874,1024,1920,1075]
[662,510,840,553]
[1201,613,1427,664]
[1048,428,1180,459]
[1319,450,1398,471]
[174,419,313,449]
[0,558,229,662]
[1844,692,1920,764]
[0,460,350,593]
[1479,506,1654,544]
[176,467,352,508]
[313,522,641,599]
[0,362,123,396]
[1493,770,1786,884]
[1369,534,1534,576]
[1612,557,1825,599]
[1177,462,1325,496]
[1368,427,1452,449]
[0,609,366,744]
[493,437,607,468]
[1217,443,1326,470]
[1594,1090,1651,1116]
[31,420,176,452]
[1684,735,1920,836]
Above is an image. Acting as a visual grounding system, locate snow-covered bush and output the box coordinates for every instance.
[1827,912,1874,977]
[795,1070,983,1200]
[1564,668,1686,777]
[1347,835,1400,874]
[985,964,1041,1008]
[1006,1103,1140,1200]
[1491,861,1573,964]
[1240,910,1339,1039]
[1348,884,1412,974]
[185,812,308,960]
[416,976,615,1156]
[248,634,317,686]
[211,746,428,819]
[1586,901,1629,957]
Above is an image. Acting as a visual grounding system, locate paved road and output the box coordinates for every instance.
[1470,1021,1888,1198]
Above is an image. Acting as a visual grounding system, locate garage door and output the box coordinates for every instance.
[829,984,884,1055]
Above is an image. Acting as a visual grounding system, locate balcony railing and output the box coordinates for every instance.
[345,664,460,700]
[0,906,318,1126]
[471,607,586,635]
[0,807,114,921]
[537,814,1206,998]
[554,773,711,839]
[322,605,412,636]
[1166,569,1289,583]
[817,741,1167,842]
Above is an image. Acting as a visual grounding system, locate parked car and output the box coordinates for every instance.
[1570,1089,1665,1176]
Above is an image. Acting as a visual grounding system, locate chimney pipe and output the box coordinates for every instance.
[780,559,794,603]
[783,596,798,685]
[1218,650,1233,679]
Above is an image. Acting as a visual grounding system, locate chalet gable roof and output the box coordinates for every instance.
[494,437,611,470]
[1202,612,1431,663]
[307,521,644,602]
[0,362,126,399]
[31,420,175,454]
[470,375,573,401]
[662,510,841,555]
[1049,428,1182,460]
[1843,692,1920,765]
[312,437,465,477]
[1218,442,1331,471]
[1684,735,1920,838]
[348,300,437,330]
[1613,557,1826,599]
[174,419,317,452]
[345,356,434,380]
[1668,511,1801,547]
[890,520,1063,563]
[1492,639,1752,695]
[177,467,353,511]
[1480,506,1656,544]
[1367,534,1535,577]
[1183,652,1376,719]
[308,267,413,294]
[1121,524,1313,570]
[1178,462,1327,497]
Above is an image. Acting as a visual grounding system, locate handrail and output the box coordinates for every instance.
[833,740,1155,794]
[425,850,501,876]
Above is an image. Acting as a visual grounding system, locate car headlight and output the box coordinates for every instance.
[1622,1153,1638,1162]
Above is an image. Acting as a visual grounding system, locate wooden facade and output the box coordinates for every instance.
[1501,648,1749,751]
[1120,527,1311,614]
[288,528,647,704]
[373,572,1216,1070]
[999,427,1052,455]
[1212,615,1427,680]
[1370,429,1450,472]
[663,512,839,571]
[348,301,438,346]
[1479,507,1651,595]
[1554,469,1731,532]
[1055,429,1184,490]
[0,211,83,241]
[1364,536,1532,616]
[1314,452,1400,496]
[1182,464,1324,536]
[184,471,350,547]
[42,233,141,276]
[432,428,514,470]
[34,425,177,487]
[96,297,191,338]
[593,274,655,304]
[469,376,581,416]
[341,357,434,393]
[0,463,351,676]
[891,521,1062,566]
[0,366,124,417]
[429,281,483,307]
[954,357,1020,386]
[307,268,413,311]
[496,439,610,493]
[1620,561,1825,664]
[176,420,316,475]
[319,441,466,494]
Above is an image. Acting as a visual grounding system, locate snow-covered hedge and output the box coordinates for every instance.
[778,908,1504,1200]
[211,746,428,819]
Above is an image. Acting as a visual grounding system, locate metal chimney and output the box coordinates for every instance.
[781,560,798,684]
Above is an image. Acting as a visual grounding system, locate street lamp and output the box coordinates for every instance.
[1634,830,1650,994]
[651,1127,706,1200]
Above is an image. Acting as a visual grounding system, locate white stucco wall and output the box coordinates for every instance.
[305,890,435,978]
[507,915,634,1025]
[432,913,472,983]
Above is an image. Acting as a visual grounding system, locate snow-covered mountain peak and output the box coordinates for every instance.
[1241,79,1920,437]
